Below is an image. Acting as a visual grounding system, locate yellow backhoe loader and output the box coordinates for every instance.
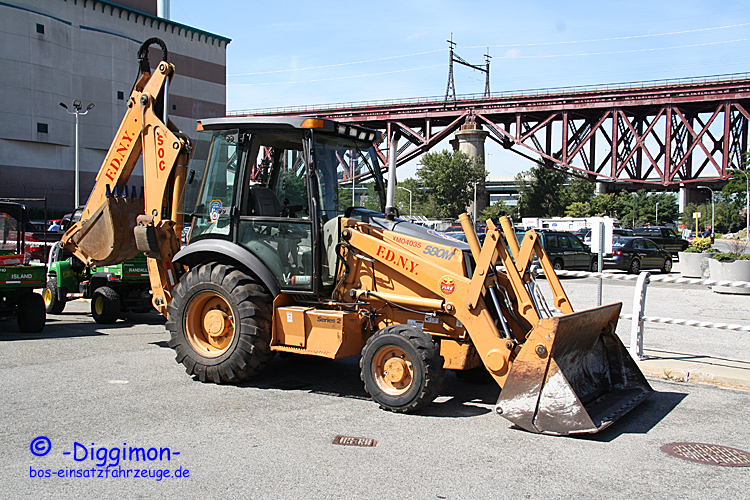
[60,39,652,435]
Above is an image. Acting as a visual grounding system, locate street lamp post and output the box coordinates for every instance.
[397,186,412,217]
[473,179,477,224]
[698,185,715,238]
[655,202,660,225]
[60,100,95,208]
[735,169,750,243]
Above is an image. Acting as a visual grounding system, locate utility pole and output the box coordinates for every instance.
[60,100,95,208]
[445,36,491,101]
[397,186,412,217]
[735,169,750,242]
[698,186,715,238]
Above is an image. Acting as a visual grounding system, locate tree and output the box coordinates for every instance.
[565,175,595,205]
[590,193,622,218]
[516,160,569,217]
[565,201,592,217]
[416,150,487,219]
[480,200,514,223]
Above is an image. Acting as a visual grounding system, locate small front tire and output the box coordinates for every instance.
[44,279,66,314]
[360,325,445,413]
[91,286,121,324]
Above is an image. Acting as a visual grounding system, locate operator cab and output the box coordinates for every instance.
[181,116,385,295]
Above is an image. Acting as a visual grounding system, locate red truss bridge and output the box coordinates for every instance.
[230,73,750,187]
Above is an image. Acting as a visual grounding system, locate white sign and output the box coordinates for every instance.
[590,217,614,254]
[693,212,702,218]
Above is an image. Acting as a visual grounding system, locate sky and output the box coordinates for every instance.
[167,0,750,178]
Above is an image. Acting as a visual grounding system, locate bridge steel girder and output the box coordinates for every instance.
[236,76,750,187]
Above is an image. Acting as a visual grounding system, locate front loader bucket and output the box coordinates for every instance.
[70,196,142,267]
[495,303,653,435]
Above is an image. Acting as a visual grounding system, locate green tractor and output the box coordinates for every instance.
[44,208,153,324]
[0,202,47,333]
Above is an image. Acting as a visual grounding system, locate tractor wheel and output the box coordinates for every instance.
[360,325,445,413]
[166,262,274,384]
[17,293,46,333]
[91,286,121,324]
[44,279,66,314]
[628,258,641,275]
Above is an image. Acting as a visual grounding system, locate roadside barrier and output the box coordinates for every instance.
[547,270,750,360]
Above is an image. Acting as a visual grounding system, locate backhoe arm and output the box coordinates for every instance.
[60,38,191,316]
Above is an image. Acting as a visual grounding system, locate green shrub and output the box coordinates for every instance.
[711,252,748,261]
[691,237,713,252]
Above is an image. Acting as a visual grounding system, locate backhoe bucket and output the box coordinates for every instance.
[70,196,142,266]
[495,303,653,435]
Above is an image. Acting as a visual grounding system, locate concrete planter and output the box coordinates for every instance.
[708,258,750,295]
[675,252,711,278]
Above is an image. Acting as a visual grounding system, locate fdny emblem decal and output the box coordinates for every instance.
[439,277,456,295]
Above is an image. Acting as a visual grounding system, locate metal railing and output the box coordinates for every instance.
[552,270,750,360]
[228,72,750,117]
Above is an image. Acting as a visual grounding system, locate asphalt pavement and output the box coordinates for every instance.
[1,274,749,499]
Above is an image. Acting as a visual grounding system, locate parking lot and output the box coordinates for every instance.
[2,277,749,499]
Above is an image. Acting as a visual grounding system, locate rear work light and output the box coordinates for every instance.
[301,118,325,128]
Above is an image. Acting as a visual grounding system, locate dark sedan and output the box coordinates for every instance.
[602,237,672,274]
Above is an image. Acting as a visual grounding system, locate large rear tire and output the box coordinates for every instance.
[91,286,121,324]
[166,262,274,384]
[17,293,46,333]
[360,325,445,413]
[44,279,66,314]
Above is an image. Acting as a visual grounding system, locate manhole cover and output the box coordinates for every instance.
[332,435,377,447]
[661,442,750,467]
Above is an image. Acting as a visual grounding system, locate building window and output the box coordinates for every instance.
[36,23,44,34]
[117,91,124,100]
[172,104,177,110]
[37,123,48,133]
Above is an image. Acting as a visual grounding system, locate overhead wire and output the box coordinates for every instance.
[464,22,750,50]
[226,21,750,90]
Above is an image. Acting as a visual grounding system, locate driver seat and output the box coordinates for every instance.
[248,187,282,217]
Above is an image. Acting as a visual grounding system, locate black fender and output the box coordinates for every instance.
[172,239,280,297]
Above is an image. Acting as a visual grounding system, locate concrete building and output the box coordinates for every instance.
[0,0,230,212]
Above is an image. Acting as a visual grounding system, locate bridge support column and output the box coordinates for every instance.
[450,123,489,221]
[679,185,703,213]
[596,182,609,195]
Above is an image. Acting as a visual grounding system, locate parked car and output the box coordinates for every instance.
[633,226,689,254]
[517,229,596,271]
[602,237,673,274]
[451,231,486,246]
[582,227,634,247]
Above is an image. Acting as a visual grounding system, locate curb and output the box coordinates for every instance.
[636,349,750,391]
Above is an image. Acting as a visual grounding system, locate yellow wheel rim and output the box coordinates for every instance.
[94,296,104,315]
[44,288,52,307]
[372,346,414,396]
[185,291,235,358]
